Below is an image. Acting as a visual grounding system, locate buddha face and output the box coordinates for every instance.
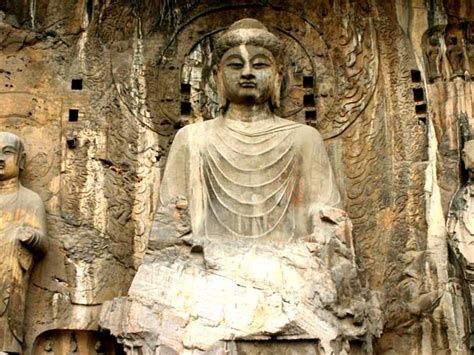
[216,44,281,106]
[462,141,474,172]
[0,133,24,181]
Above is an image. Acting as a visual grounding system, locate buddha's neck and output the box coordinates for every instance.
[0,179,20,194]
[225,103,273,122]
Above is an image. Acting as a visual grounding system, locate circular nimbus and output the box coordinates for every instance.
[180,26,335,126]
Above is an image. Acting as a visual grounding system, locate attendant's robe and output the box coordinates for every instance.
[160,115,341,242]
[0,184,46,353]
[447,184,474,345]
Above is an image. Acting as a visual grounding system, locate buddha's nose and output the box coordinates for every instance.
[241,63,254,78]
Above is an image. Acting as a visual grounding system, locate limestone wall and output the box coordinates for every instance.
[0,0,472,353]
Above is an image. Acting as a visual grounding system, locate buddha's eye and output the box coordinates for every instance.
[227,62,244,69]
[252,61,270,69]
[2,147,16,155]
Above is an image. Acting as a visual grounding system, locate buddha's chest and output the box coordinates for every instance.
[200,127,300,225]
[201,127,300,185]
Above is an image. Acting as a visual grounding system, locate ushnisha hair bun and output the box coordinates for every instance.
[212,18,283,66]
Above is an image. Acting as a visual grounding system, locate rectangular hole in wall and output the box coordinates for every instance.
[69,109,79,122]
[71,79,83,90]
[181,101,192,116]
[66,137,77,149]
[411,70,422,83]
[415,103,427,115]
[303,75,314,88]
[304,94,315,107]
[181,83,191,95]
[412,88,424,102]
[305,110,316,120]
[86,0,93,20]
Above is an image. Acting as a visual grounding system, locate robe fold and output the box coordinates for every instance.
[0,185,46,353]
[160,116,341,242]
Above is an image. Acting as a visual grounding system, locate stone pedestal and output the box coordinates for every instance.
[100,239,382,354]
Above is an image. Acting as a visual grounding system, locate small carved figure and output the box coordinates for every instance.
[445,32,466,79]
[154,18,342,243]
[424,32,443,82]
[466,23,474,79]
[0,132,46,354]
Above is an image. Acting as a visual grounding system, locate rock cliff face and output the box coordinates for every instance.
[0,0,473,353]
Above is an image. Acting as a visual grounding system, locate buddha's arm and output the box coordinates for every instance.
[148,127,192,251]
[302,129,355,254]
[159,128,190,205]
[17,201,47,256]
[306,129,342,211]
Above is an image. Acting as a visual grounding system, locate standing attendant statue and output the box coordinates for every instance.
[446,33,466,79]
[154,18,343,245]
[0,132,47,354]
[447,138,474,350]
[424,32,444,83]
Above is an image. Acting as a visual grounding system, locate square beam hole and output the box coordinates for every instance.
[181,101,192,116]
[415,103,427,115]
[181,83,191,95]
[411,70,421,83]
[303,75,314,88]
[69,109,79,122]
[71,79,83,90]
[413,88,424,102]
[305,110,316,120]
[304,94,315,107]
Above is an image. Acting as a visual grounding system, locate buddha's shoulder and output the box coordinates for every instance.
[175,120,216,137]
[17,185,45,211]
[275,117,324,141]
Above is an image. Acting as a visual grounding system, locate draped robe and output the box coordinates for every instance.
[160,116,341,242]
[0,184,46,353]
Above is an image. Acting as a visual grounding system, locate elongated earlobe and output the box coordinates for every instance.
[213,68,228,112]
[271,72,282,109]
[18,152,26,171]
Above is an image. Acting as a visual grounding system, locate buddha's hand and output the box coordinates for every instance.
[310,205,354,251]
[148,197,192,251]
[15,226,44,251]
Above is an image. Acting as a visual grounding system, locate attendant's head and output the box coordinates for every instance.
[212,18,284,111]
[0,132,25,181]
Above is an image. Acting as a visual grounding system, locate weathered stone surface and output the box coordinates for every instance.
[0,0,472,354]
[101,237,382,354]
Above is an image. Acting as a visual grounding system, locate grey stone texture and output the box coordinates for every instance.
[0,0,473,354]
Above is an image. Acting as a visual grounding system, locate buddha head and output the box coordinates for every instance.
[212,18,284,112]
[0,132,25,182]
[462,139,474,179]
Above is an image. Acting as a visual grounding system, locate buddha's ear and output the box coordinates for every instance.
[18,151,26,171]
[213,66,228,111]
[271,66,283,109]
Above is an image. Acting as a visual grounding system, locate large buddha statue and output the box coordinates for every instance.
[101,19,380,354]
[157,18,342,243]
[0,132,47,354]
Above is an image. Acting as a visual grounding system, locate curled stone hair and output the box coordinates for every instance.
[212,18,284,67]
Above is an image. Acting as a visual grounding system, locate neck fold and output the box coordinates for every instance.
[0,179,20,194]
[225,103,273,122]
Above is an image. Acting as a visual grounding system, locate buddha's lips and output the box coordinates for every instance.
[239,81,256,88]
